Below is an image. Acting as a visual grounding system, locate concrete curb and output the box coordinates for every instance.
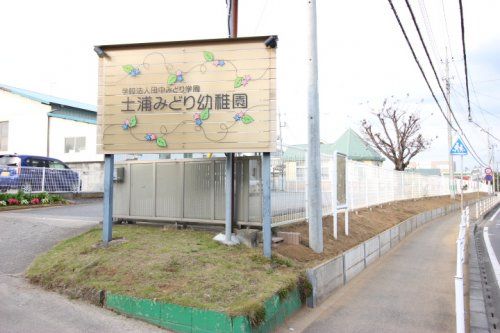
[105,288,302,333]
[306,198,489,308]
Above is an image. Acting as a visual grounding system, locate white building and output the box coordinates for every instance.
[0,84,103,173]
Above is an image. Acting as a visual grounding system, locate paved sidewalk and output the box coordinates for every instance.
[280,211,462,333]
[0,202,166,333]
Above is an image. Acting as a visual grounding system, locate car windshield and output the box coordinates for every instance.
[0,156,20,167]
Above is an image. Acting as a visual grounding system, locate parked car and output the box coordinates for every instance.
[0,154,80,192]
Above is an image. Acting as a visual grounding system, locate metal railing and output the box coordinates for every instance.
[455,196,496,333]
[0,165,103,193]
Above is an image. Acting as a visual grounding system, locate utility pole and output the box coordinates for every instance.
[306,0,323,253]
[444,52,455,199]
[488,131,497,195]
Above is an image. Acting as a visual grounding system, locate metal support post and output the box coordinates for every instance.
[225,153,233,242]
[306,0,323,253]
[345,208,349,236]
[460,155,464,211]
[331,151,338,239]
[262,152,272,258]
[41,167,46,192]
[103,154,114,244]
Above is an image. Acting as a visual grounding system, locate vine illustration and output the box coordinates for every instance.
[117,50,270,88]
[116,104,263,148]
[111,50,270,148]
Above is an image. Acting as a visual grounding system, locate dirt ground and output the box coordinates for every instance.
[275,193,485,267]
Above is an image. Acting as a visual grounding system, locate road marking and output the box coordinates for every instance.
[483,227,500,290]
[490,207,500,222]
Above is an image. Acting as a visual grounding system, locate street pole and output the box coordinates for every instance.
[306,0,323,253]
[444,54,455,199]
[224,0,238,243]
[460,155,464,210]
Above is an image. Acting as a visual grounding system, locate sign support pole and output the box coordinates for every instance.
[224,0,238,243]
[103,154,114,244]
[262,152,271,258]
[225,153,233,242]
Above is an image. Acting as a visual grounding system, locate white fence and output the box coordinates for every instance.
[271,154,490,224]
[0,166,103,193]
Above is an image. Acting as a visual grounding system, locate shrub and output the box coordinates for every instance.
[7,198,19,205]
[0,201,6,206]
[31,198,40,205]
[21,199,29,205]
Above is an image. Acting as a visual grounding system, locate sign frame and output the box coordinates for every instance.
[96,36,277,154]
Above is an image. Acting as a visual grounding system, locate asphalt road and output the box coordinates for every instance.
[484,204,500,278]
[280,211,461,333]
[0,200,167,333]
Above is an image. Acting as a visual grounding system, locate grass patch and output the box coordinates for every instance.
[27,225,302,317]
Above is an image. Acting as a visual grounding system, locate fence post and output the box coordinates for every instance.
[345,208,349,236]
[332,151,338,239]
[41,167,46,192]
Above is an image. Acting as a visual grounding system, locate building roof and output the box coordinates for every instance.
[282,129,385,162]
[0,83,96,112]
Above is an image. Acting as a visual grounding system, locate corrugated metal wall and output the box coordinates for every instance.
[113,157,262,225]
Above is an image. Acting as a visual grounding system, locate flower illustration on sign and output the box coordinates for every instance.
[144,133,157,141]
[122,65,141,77]
[212,60,225,67]
[242,75,251,86]
[194,108,210,126]
[167,70,183,85]
[233,110,254,124]
[122,116,137,130]
[234,75,252,88]
[203,51,225,67]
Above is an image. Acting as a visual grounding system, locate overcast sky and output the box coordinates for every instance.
[1,0,498,169]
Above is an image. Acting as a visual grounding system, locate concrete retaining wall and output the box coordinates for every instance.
[344,244,365,283]
[306,197,489,308]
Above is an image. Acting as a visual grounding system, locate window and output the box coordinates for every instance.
[26,158,48,168]
[64,136,86,153]
[0,122,8,151]
[183,153,193,159]
[159,153,171,159]
[48,160,67,169]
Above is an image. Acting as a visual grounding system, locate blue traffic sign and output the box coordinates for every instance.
[450,138,468,155]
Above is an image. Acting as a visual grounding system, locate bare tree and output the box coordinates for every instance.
[361,98,431,171]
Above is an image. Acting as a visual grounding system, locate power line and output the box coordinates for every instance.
[387,0,488,167]
[418,0,442,67]
[451,86,500,120]
[403,0,489,167]
[403,0,464,133]
[458,0,472,121]
[470,120,500,142]
[386,0,455,131]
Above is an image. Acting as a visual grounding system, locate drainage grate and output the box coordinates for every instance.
[475,232,500,332]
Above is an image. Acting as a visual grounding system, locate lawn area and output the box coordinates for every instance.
[27,226,304,319]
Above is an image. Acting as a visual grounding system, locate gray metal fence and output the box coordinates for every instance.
[113,157,263,226]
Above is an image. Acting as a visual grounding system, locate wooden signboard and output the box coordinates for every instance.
[97,36,276,153]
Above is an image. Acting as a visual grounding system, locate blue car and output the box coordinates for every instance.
[0,155,80,192]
